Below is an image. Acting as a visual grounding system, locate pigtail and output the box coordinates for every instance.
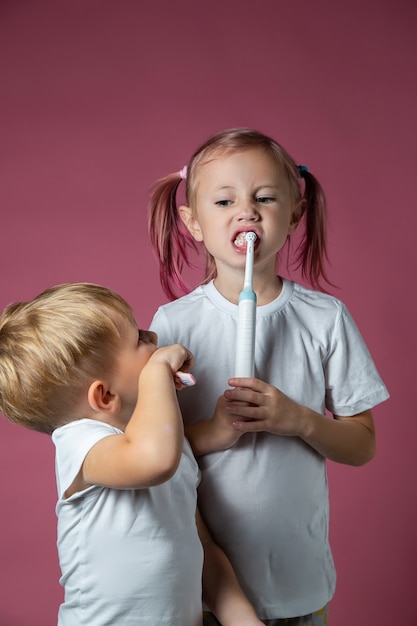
[293,170,332,290]
[148,173,198,301]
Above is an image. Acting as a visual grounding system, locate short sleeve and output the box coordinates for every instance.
[52,419,121,499]
[324,305,390,415]
[149,308,172,347]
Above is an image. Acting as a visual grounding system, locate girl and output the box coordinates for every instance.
[148,128,389,625]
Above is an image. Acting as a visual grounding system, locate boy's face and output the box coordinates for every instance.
[111,325,158,420]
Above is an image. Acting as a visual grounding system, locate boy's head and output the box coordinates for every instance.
[0,283,137,435]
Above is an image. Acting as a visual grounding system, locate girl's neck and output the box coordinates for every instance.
[213,271,283,306]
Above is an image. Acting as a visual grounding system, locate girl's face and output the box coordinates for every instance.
[180,148,300,283]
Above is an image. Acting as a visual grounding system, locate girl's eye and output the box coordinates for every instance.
[256,196,275,204]
[215,199,233,207]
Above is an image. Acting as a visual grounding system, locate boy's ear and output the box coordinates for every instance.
[87,381,121,415]
[179,205,203,242]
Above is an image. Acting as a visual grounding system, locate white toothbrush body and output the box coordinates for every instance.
[235,232,257,377]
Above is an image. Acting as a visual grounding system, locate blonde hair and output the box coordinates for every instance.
[149,127,330,300]
[0,283,137,435]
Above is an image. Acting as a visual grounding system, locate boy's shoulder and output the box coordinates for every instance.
[52,418,121,446]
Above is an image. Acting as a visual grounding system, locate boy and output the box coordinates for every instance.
[0,282,263,626]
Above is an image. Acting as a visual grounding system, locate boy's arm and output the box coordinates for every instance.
[80,345,193,489]
[196,509,264,626]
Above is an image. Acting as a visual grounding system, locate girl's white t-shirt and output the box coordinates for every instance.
[150,279,389,619]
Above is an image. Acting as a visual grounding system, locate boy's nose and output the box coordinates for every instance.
[138,329,158,345]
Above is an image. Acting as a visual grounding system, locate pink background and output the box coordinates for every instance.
[0,1,415,624]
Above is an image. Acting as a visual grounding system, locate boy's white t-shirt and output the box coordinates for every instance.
[52,419,203,626]
[150,279,390,619]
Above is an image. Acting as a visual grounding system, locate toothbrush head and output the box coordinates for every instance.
[245,231,257,243]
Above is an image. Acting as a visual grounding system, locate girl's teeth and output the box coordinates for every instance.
[234,233,247,246]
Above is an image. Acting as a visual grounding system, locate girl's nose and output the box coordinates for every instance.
[237,200,259,221]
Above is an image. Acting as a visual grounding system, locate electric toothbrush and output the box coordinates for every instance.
[235,231,257,377]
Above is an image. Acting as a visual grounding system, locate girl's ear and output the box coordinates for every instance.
[87,381,121,415]
[288,200,305,234]
[179,205,204,242]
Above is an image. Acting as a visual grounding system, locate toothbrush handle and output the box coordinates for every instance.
[235,291,256,378]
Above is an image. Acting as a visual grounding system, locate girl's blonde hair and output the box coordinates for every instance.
[0,283,137,435]
[148,127,330,300]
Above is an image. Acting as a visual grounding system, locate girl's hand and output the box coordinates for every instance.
[224,377,307,437]
[185,395,246,457]
[187,379,305,457]
[209,395,246,449]
[225,378,376,465]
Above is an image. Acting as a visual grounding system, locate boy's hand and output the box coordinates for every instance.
[148,344,195,390]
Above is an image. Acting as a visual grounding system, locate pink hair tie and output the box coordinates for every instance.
[179,166,187,180]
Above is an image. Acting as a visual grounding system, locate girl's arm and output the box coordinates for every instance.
[224,377,376,466]
[187,378,376,466]
[292,406,375,466]
[79,345,193,490]
[197,508,264,626]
